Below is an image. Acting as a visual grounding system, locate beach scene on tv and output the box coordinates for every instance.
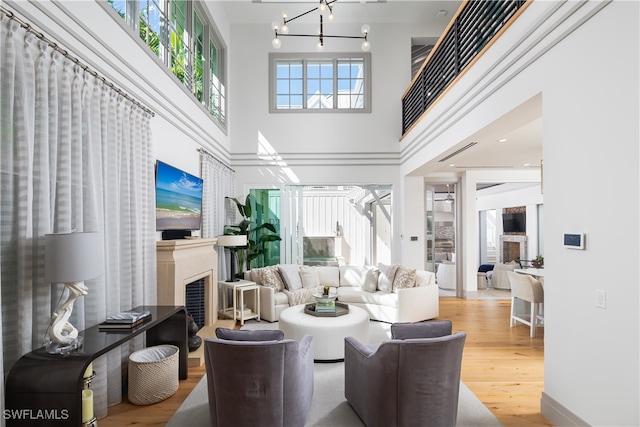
[155,161,203,230]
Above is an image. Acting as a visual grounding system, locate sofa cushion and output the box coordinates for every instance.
[316,266,340,287]
[340,266,378,292]
[278,264,303,291]
[273,291,289,305]
[299,265,321,289]
[258,266,285,292]
[392,266,416,292]
[337,287,398,308]
[377,263,399,293]
[216,327,284,341]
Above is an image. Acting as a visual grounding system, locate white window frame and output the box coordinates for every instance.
[106,0,226,129]
[269,53,371,113]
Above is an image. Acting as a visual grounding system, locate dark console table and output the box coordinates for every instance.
[5,305,188,426]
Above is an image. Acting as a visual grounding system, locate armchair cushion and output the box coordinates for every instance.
[215,327,284,342]
[391,320,453,340]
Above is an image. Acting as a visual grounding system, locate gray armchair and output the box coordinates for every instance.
[204,328,314,427]
[344,320,466,427]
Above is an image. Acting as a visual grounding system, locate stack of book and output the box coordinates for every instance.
[98,310,151,331]
[315,301,336,313]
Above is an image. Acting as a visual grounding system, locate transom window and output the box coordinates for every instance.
[108,0,226,128]
[270,53,371,112]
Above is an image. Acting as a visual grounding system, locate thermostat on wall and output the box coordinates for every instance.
[563,233,585,250]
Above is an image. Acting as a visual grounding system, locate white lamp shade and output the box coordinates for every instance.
[217,235,247,247]
[45,232,104,283]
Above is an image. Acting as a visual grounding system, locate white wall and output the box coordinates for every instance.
[228,21,438,263]
[401,1,639,425]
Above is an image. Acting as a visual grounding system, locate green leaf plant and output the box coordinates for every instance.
[224,195,282,276]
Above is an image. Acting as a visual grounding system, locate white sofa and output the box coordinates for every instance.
[244,264,439,324]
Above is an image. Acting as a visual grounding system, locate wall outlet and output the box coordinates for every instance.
[595,289,606,309]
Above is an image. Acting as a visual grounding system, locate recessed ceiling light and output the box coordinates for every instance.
[436,10,447,17]
[498,138,508,143]
[448,163,455,167]
[523,163,531,167]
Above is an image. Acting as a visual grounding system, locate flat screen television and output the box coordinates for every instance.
[502,212,526,233]
[155,160,203,233]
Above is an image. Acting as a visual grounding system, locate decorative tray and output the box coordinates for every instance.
[304,302,349,317]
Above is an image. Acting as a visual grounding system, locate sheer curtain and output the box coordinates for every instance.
[199,150,236,281]
[0,14,156,419]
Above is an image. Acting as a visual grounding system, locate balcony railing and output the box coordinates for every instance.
[401,0,529,137]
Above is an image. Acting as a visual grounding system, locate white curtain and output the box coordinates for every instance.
[0,14,156,419]
[199,150,235,281]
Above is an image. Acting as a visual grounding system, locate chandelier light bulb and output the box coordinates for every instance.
[281,23,289,34]
[271,21,280,31]
[272,37,282,49]
[361,24,370,35]
[318,1,327,15]
[361,40,370,51]
[328,11,334,22]
[317,41,324,51]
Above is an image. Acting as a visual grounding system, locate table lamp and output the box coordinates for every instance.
[44,231,104,354]
[217,234,247,282]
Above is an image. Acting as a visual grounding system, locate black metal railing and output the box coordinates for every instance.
[401,0,528,137]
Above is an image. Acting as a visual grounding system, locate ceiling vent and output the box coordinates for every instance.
[438,142,478,162]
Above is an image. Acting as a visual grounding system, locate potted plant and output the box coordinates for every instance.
[224,195,282,275]
[531,255,544,268]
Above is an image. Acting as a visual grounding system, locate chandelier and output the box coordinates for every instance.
[271,0,370,52]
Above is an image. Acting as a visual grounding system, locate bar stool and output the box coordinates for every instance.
[507,271,544,337]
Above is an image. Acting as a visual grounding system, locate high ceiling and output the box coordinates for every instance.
[216,0,543,180]
[218,1,462,26]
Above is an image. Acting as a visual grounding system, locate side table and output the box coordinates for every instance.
[218,280,260,325]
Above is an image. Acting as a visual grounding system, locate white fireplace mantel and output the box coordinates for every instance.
[156,238,218,326]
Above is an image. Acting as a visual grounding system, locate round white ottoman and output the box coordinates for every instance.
[279,304,370,361]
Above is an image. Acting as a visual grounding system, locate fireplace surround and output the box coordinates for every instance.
[157,238,218,326]
[499,235,527,263]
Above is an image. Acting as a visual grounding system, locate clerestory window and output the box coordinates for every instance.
[269,53,371,113]
[108,0,226,128]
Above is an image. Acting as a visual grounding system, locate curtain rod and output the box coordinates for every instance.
[0,5,155,118]
[198,148,235,173]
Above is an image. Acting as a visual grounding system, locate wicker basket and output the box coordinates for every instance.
[128,345,179,405]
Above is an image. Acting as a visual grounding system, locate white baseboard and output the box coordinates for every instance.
[541,392,589,426]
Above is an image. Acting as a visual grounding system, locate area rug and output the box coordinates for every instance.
[166,320,502,427]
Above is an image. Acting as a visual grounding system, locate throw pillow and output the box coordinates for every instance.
[392,266,417,292]
[361,267,379,293]
[258,266,285,292]
[377,263,399,293]
[215,328,284,341]
[278,264,303,291]
[391,320,452,340]
[299,265,321,289]
[338,266,380,291]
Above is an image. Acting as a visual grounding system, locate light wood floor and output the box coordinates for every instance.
[99,297,551,426]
